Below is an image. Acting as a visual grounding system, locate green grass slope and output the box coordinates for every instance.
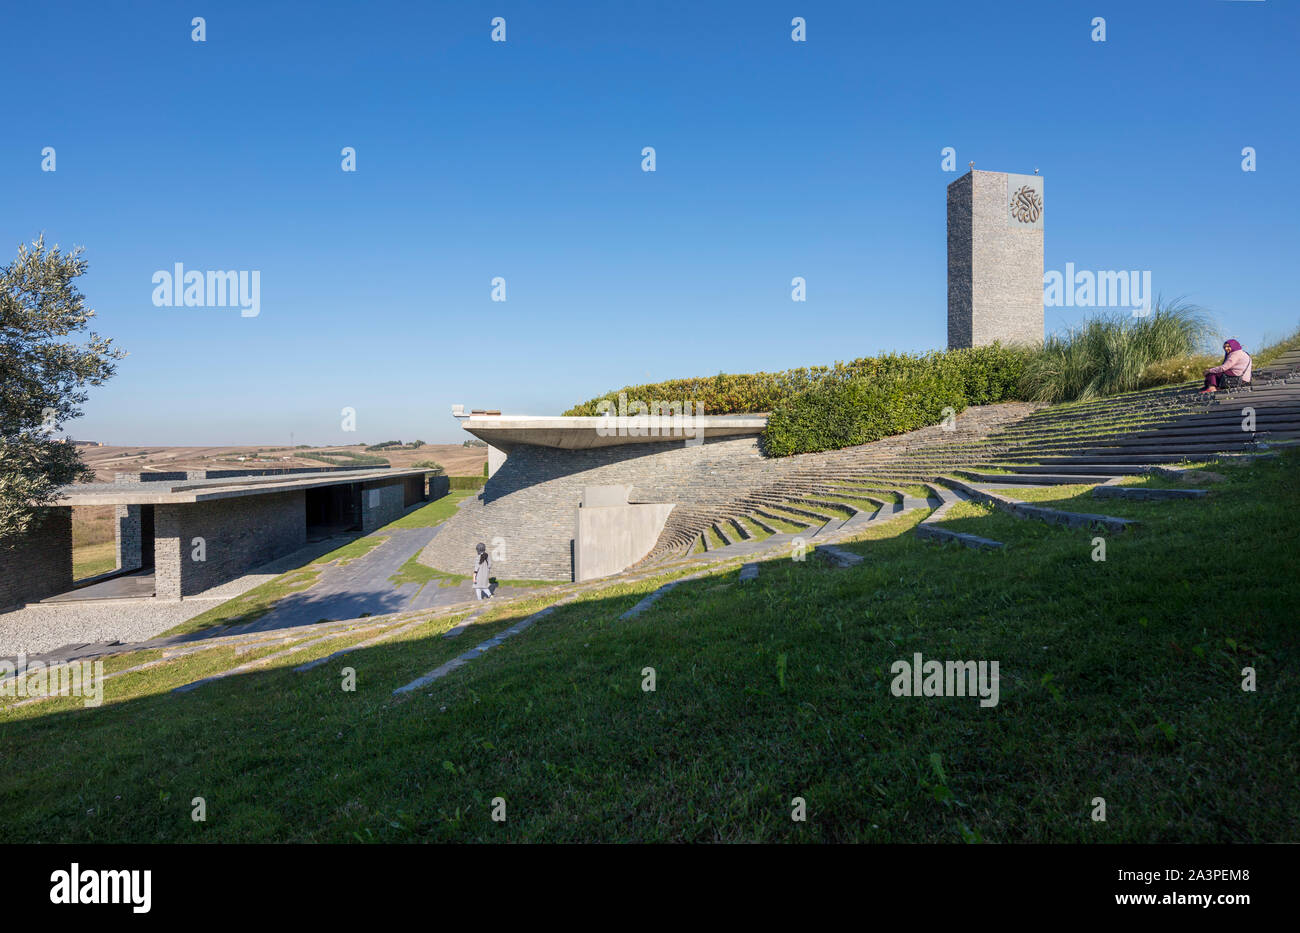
[1,452,1295,842]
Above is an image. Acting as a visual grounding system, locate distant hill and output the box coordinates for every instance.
[77,444,487,483]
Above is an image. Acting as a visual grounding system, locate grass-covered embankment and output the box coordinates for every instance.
[0,450,1294,842]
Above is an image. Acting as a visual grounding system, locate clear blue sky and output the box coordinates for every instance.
[4,0,1296,445]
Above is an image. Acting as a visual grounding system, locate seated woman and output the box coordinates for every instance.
[1199,338,1252,394]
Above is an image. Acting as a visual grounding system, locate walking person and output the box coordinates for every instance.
[472,542,493,600]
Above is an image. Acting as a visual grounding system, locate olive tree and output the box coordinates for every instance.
[1,236,124,540]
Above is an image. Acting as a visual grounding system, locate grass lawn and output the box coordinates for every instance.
[381,491,475,529]
[1,452,1294,842]
[72,540,118,580]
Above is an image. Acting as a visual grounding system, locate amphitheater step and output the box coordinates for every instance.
[1009,453,1204,465]
[902,495,939,510]
[816,544,864,567]
[755,508,815,529]
[960,471,1115,486]
[989,463,1161,476]
[748,515,783,536]
[915,523,1006,550]
[1092,485,1209,501]
[943,477,1136,533]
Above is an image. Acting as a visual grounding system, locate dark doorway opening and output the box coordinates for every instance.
[140,505,156,569]
[305,483,361,541]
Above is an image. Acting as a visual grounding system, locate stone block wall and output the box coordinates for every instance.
[0,507,73,610]
[947,172,974,349]
[154,491,306,598]
[115,504,141,572]
[360,479,406,533]
[420,436,793,581]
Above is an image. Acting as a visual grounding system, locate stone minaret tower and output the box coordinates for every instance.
[947,169,1044,349]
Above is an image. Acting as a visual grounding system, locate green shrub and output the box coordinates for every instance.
[565,344,1025,417]
[933,344,1030,406]
[449,475,487,490]
[1019,299,1211,403]
[763,370,968,457]
[411,460,445,474]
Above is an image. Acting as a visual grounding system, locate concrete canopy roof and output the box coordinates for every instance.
[52,468,432,506]
[460,413,769,451]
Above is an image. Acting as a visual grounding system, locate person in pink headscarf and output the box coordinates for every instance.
[1199,338,1252,394]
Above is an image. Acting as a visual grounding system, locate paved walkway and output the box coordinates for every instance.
[231,525,514,634]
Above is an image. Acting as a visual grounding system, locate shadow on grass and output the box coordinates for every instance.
[1,454,1295,844]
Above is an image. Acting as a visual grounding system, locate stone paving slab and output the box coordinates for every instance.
[915,523,1006,550]
[620,583,682,620]
[815,545,864,567]
[392,601,573,695]
[1092,485,1208,500]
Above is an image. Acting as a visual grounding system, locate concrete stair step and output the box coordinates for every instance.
[989,463,1153,475]
[915,523,1006,550]
[961,471,1114,485]
[1092,485,1208,501]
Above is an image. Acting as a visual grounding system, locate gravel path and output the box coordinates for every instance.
[0,570,280,658]
[0,535,365,658]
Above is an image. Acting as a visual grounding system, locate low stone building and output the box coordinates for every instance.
[420,413,769,582]
[0,466,442,610]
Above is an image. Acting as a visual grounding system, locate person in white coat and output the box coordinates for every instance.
[472,542,492,599]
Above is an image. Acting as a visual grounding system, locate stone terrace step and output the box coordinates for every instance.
[960,471,1116,485]
[989,462,1161,475]
[1092,484,1209,501]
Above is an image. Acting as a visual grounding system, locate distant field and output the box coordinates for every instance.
[78,443,487,482]
[72,505,117,581]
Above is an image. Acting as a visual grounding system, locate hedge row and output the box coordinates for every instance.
[762,370,969,457]
[448,475,487,490]
[564,344,1027,417]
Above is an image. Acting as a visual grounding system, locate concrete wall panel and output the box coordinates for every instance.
[574,502,675,582]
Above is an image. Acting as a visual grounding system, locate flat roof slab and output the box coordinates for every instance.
[53,468,432,506]
[462,414,768,450]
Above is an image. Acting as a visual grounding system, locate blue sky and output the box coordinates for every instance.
[5,0,1297,445]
